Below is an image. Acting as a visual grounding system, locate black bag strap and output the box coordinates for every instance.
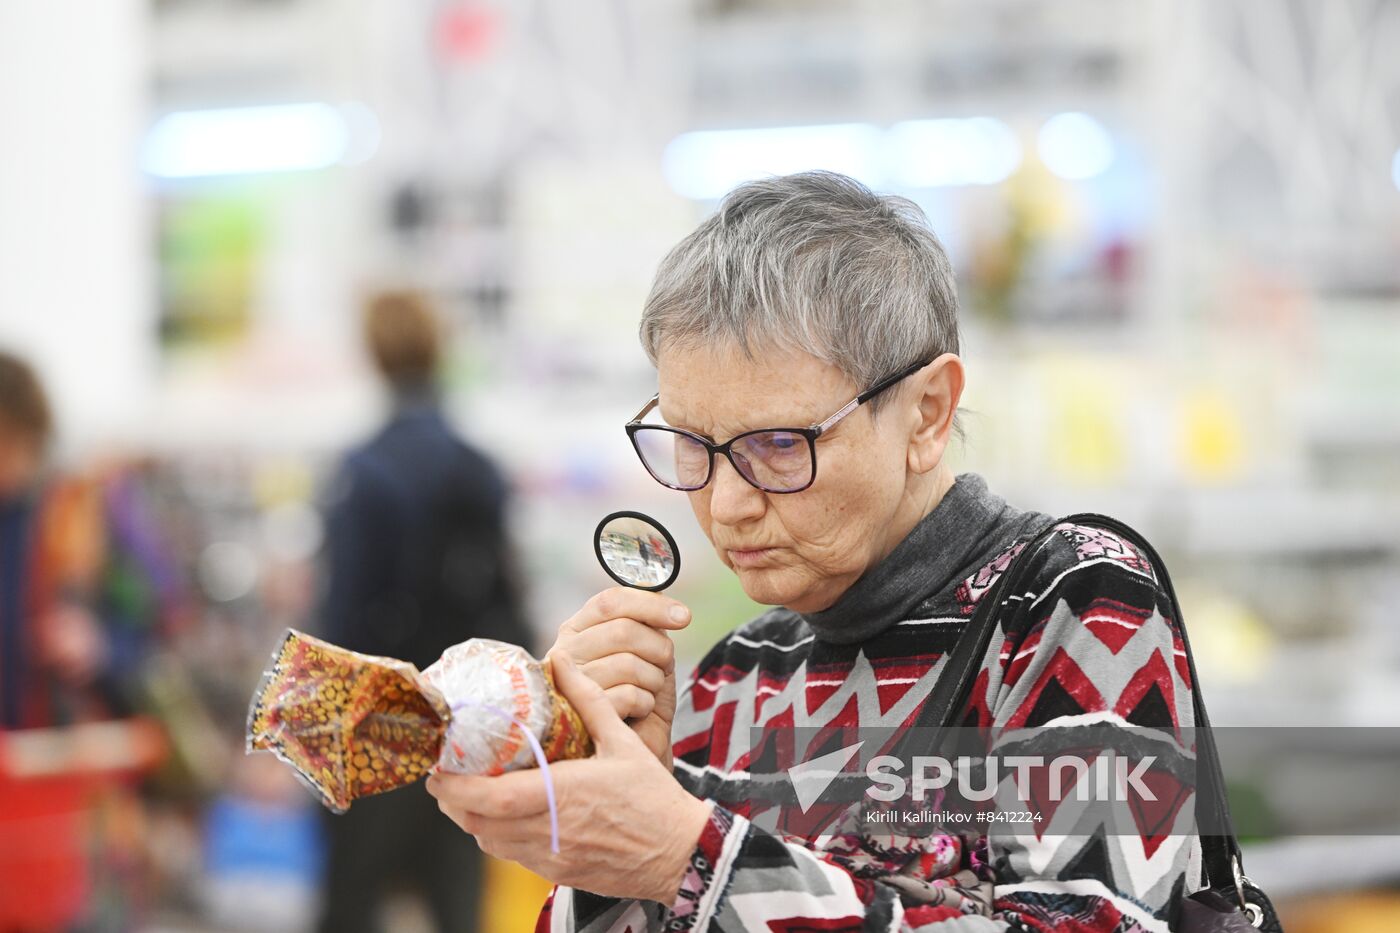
[906,512,1245,904]
[905,516,1063,738]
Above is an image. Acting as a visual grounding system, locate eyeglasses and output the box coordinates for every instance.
[625,356,933,494]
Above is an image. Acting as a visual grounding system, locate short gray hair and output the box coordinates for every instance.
[639,171,965,441]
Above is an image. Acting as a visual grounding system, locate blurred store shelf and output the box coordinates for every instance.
[1246,837,1400,899]
[1180,488,1400,558]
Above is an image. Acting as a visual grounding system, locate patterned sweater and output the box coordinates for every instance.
[538,472,1197,932]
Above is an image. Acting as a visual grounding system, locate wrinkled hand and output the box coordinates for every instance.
[426,649,712,904]
[549,587,690,768]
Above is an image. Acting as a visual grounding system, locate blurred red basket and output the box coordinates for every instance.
[0,719,165,931]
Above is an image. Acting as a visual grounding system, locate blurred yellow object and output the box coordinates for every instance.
[1177,388,1246,481]
[1282,891,1400,933]
[480,854,554,931]
[1178,585,1273,684]
[252,457,317,507]
[1041,355,1128,485]
[1007,155,1079,239]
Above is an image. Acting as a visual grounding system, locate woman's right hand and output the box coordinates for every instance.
[548,587,692,769]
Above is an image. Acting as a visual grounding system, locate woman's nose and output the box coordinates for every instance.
[709,453,765,523]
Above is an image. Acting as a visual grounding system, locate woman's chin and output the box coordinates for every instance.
[733,565,802,607]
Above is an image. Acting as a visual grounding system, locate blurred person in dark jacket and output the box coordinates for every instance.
[0,350,109,730]
[314,290,531,933]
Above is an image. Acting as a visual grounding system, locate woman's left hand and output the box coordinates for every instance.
[426,649,713,904]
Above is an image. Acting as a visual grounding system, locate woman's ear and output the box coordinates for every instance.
[906,353,965,475]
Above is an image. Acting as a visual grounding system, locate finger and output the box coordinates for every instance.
[426,769,551,819]
[561,587,691,635]
[435,796,470,834]
[604,683,655,721]
[568,618,675,670]
[456,809,542,844]
[581,653,666,695]
[474,832,529,864]
[548,650,637,752]
[475,833,506,861]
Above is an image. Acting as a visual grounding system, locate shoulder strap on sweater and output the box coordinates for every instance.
[896,516,1062,753]
[918,519,1061,731]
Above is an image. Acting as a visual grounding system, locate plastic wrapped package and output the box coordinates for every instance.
[246,630,592,813]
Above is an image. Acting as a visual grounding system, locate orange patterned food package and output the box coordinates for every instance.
[246,630,593,812]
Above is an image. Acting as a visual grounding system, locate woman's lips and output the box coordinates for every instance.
[728,547,778,568]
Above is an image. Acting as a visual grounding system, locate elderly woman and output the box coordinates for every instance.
[427,172,1194,932]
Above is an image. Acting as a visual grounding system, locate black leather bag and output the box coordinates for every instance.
[906,511,1284,932]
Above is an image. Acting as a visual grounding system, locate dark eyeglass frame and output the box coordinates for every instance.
[624,356,934,494]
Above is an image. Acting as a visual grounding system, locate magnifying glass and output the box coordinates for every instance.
[593,510,680,591]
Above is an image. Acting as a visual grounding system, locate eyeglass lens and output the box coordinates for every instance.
[632,427,814,492]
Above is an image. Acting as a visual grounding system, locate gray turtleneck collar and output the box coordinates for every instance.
[797,471,1054,645]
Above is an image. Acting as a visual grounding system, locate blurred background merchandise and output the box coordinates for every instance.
[0,0,1397,930]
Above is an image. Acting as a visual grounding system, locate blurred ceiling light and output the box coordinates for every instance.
[339,102,382,166]
[1037,112,1115,181]
[1392,149,1400,191]
[662,124,883,200]
[142,103,374,179]
[888,118,1021,187]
